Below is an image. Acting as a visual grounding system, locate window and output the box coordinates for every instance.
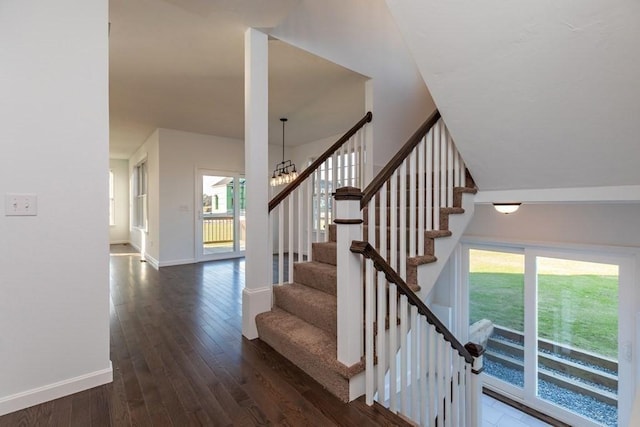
[464,243,635,427]
[133,161,147,230]
[109,169,115,226]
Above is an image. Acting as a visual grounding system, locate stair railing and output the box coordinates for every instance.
[350,241,484,427]
[360,109,467,285]
[268,112,372,285]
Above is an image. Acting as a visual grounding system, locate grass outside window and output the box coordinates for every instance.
[469,250,618,358]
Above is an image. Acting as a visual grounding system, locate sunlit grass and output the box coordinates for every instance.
[469,250,618,358]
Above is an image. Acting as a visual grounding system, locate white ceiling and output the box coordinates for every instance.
[109,0,367,159]
[387,0,640,192]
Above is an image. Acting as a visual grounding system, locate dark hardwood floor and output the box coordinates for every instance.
[0,244,408,426]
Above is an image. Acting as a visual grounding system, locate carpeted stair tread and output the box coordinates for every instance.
[273,283,336,336]
[293,261,337,295]
[424,229,452,238]
[440,207,465,214]
[312,241,337,265]
[256,308,364,402]
[407,254,437,266]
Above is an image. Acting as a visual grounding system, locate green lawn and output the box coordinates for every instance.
[469,251,618,358]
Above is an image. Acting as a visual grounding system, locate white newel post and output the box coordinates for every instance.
[242,28,271,339]
[465,342,485,427]
[334,187,364,368]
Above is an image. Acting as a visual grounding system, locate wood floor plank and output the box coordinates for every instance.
[0,245,411,427]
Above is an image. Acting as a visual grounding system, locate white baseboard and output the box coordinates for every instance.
[158,258,196,268]
[144,254,160,269]
[0,363,113,417]
[109,240,130,245]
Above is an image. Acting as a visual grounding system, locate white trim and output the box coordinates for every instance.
[157,258,196,268]
[0,363,113,417]
[242,285,272,339]
[475,185,640,204]
[144,254,159,270]
[109,239,130,245]
[462,235,640,255]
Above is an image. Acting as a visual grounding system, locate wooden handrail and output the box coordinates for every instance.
[360,109,441,209]
[268,111,372,212]
[350,240,475,364]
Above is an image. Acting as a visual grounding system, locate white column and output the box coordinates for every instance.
[242,28,271,339]
[334,187,364,367]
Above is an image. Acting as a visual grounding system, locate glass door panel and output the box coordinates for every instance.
[198,172,245,261]
[469,249,525,389]
[202,175,234,255]
[536,256,619,426]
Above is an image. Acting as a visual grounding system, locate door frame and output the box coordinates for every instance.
[195,168,245,262]
[460,238,637,427]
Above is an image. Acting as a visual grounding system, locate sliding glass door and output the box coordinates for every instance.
[465,244,635,427]
[196,171,245,261]
[535,255,619,426]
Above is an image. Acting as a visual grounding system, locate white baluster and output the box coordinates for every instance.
[377,184,388,402]
[437,336,445,426]
[278,201,284,285]
[417,137,425,256]
[432,125,439,231]
[428,324,437,425]
[288,191,294,282]
[439,122,446,210]
[420,320,428,426]
[410,305,418,421]
[409,150,416,258]
[307,178,312,261]
[444,347,452,427]
[390,173,398,270]
[315,169,321,244]
[399,161,407,278]
[447,127,454,207]
[453,139,461,189]
[451,355,460,427]
[297,186,303,263]
[365,197,375,404]
[400,295,408,414]
[389,282,398,412]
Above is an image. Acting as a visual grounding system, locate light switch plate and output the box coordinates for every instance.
[5,193,37,216]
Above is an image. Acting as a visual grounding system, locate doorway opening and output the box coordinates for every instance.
[197,171,245,261]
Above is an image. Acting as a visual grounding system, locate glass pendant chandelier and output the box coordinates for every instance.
[270,118,298,186]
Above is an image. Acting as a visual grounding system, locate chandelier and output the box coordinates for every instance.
[270,118,298,186]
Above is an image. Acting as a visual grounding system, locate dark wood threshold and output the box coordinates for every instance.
[483,387,571,427]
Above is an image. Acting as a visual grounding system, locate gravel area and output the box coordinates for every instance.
[484,359,618,426]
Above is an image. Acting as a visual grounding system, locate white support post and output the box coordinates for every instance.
[465,343,485,427]
[334,187,364,369]
[242,28,271,339]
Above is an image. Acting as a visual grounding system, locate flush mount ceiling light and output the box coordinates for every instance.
[270,118,298,187]
[493,203,521,214]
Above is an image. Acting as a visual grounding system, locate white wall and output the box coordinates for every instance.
[0,0,111,415]
[466,203,640,247]
[129,130,160,263]
[109,159,130,243]
[386,0,640,192]
[157,128,244,266]
[269,0,435,172]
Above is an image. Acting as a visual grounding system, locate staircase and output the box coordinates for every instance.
[256,184,473,401]
[258,110,485,426]
[255,235,359,401]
